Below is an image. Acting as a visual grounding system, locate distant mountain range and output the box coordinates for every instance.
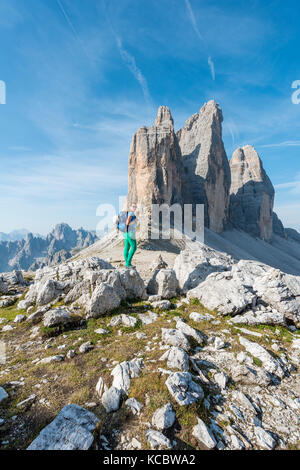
[0,229,42,242]
[0,223,98,273]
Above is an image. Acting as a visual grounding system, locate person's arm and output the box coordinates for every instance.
[126,215,133,227]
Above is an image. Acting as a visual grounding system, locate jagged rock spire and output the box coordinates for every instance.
[177,100,231,233]
[155,106,174,128]
[229,145,274,241]
[127,106,183,238]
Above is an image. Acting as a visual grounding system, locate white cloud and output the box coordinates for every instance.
[185,0,204,42]
[208,56,215,81]
[260,141,300,148]
[114,35,153,109]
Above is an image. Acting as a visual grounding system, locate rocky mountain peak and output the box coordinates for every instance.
[177,100,231,233]
[229,145,275,241]
[127,107,183,238]
[155,106,174,128]
[199,99,223,120]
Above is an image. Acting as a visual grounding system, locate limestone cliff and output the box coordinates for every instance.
[176,100,231,233]
[229,145,274,241]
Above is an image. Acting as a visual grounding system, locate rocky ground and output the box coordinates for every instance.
[0,242,300,451]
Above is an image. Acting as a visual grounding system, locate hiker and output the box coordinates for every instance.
[116,203,137,268]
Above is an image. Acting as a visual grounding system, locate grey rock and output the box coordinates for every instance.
[14,314,26,323]
[174,248,233,292]
[160,346,189,371]
[165,372,204,406]
[145,429,172,449]
[95,377,104,398]
[161,328,190,351]
[152,403,176,430]
[192,417,217,449]
[27,404,99,450]
[239,336,286,378]
[66,350,76,359]
[121,314,137,327]
[231,364,271,387]
[87,282,121,318]
[231,390,257,414]
[254,426,276,450]
[101,386,122,413]
[189,312,215,322]
[214,372,228,390]
[79,342,94,354]
[175,319,204,344]
[111,359,143,393]
[17,394,36,409]
[38,355,64,364]
[151,300,171,310]
[138,311,158,325]
[125,398,143,415]
[229,308,287,326]
[43,309,71,328]
[187,270,255,315]
[147,268,179,299]
[0,387,9,403]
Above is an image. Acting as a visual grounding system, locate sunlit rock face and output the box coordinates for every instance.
[127,106,183,238]
[177,100,231,233]
[229,145,274,241]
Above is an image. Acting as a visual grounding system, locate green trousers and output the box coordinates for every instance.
[123,232,137,267]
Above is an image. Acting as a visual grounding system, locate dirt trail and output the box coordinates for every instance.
[74,231,183,280]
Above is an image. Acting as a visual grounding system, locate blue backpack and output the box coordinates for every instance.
[116,211,136,232]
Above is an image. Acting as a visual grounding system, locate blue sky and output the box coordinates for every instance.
[0,0,300,234]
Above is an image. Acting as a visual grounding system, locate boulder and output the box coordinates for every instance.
[175,319,204,344]
[254,426,276,450]
[253,269,300,326]
[117,268,147,300]
[161,328,190,351]
[87,283,121,318]
[152,403,176,430]
[192,417,217,449]
[229,308,287,326]
[101,386,122,413]
[165,372,204,406]
[230,364,272,387]
[43,309,71,328]
[147,269,179,299]
[160,346,189,371]
[174,248,233,292]
[151,300,171,310]
[125,398,143,415]
[187,270,255,315]
[138,311,158,325]
[27,404,99,450]
[145,429,172,449]
[239,336,287,379]
[0,387,9,403]
[79,342,94,354]
[111,359,143,393]
[14,314,26,323]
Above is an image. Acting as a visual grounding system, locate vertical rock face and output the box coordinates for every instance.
[127,106,183,237]
[176,100,231,233]
[229,145,274,241]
